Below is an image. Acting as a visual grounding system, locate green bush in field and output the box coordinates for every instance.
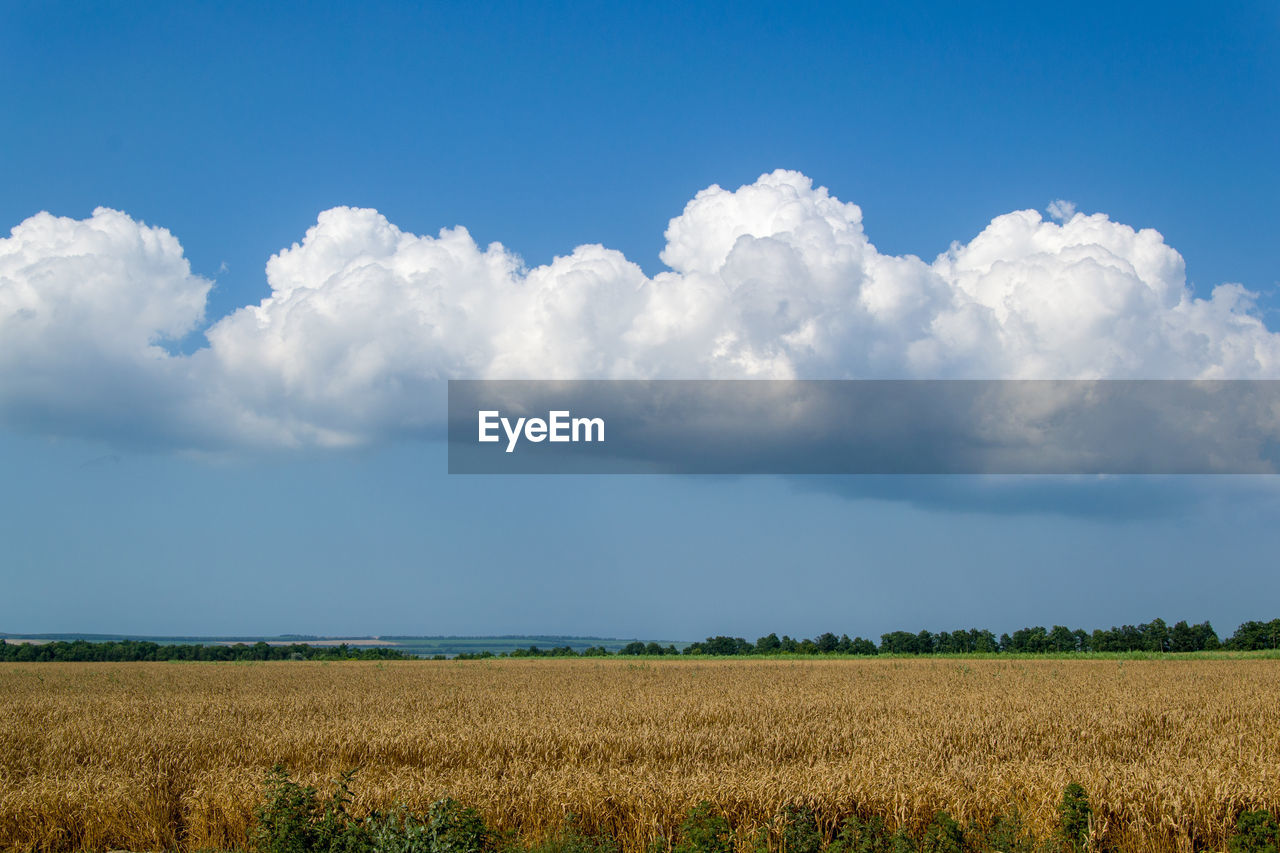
[253,766,492,853]
[888,828,918,853]
[259,770,1280,853]
[1055,785,1090,852]
[359,797,488,853]
[419,797,489,853]
[254,765,322,853]
[920,813,965,853]
[364,806,434,853]
[829,815,893,853]
[1228,811,1280,853]
[253,766,372,853]
[675,802,734,853]
[781,806,823,853]
[981,809,1034,853]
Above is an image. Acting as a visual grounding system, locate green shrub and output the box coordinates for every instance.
[830,815,893,853]
[675,802,734,853]
[781,806,823,853]
[421,797,489,853]
[253,766,492,853]
[1228,811,1280,853]
[981,809,1033,853]
[254,765,323,853]
[889,828,918,853]
[365,806,434,853]
[920,812,964,853]
[358,798,490,853]
[319,770,373,853]
[1055,785,1090,852]
[253,766,372,853]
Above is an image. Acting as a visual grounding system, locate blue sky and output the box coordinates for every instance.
[1,1,1278,639]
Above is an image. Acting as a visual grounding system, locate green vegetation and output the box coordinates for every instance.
[0,633,645,658]
[454,645,617,660]
[671,616,1278,657]
[247,772,1278,853]
[1055,784,1090,853]
[0,638,409,662]
[674,803,734,853]
[462,616,1278,659]
[253,765,489,853]
[2,617,1276,661]
[1229,811,1280,853]
[376,635,642,657]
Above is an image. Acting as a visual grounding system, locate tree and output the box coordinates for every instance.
[1139,618,1169,652]
[880,631,920,655]
[1195,622,1221,650]
[1226,619,1280,650]
[756,633,782,654]
[850,637,878,655]
[1049,625,1078,652]
[693,636,752,656]
[1007,627,1050,654]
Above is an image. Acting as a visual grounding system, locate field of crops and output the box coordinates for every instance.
[1,658,1277,853]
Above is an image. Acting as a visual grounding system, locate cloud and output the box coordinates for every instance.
[1046,199,1077,222]
[0,208,210,445]
[2,170,1279,451]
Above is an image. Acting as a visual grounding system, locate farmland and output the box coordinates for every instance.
[1,658,1278,852]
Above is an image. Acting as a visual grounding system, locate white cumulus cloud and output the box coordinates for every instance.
[1046,199,1077,222]
[0,207,210,442]
[2,170,1277,450]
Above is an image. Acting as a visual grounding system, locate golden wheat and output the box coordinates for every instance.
[0,658,1277,853]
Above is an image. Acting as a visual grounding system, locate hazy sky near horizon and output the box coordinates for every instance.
[2,2,1279,639]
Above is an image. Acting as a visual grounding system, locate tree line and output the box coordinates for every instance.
[454,617,1278,659]
[672,617,1279,657]
[0,639,411,662]
[3,617,1277,661]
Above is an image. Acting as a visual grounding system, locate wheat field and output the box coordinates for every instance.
[1,658,1277,853]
